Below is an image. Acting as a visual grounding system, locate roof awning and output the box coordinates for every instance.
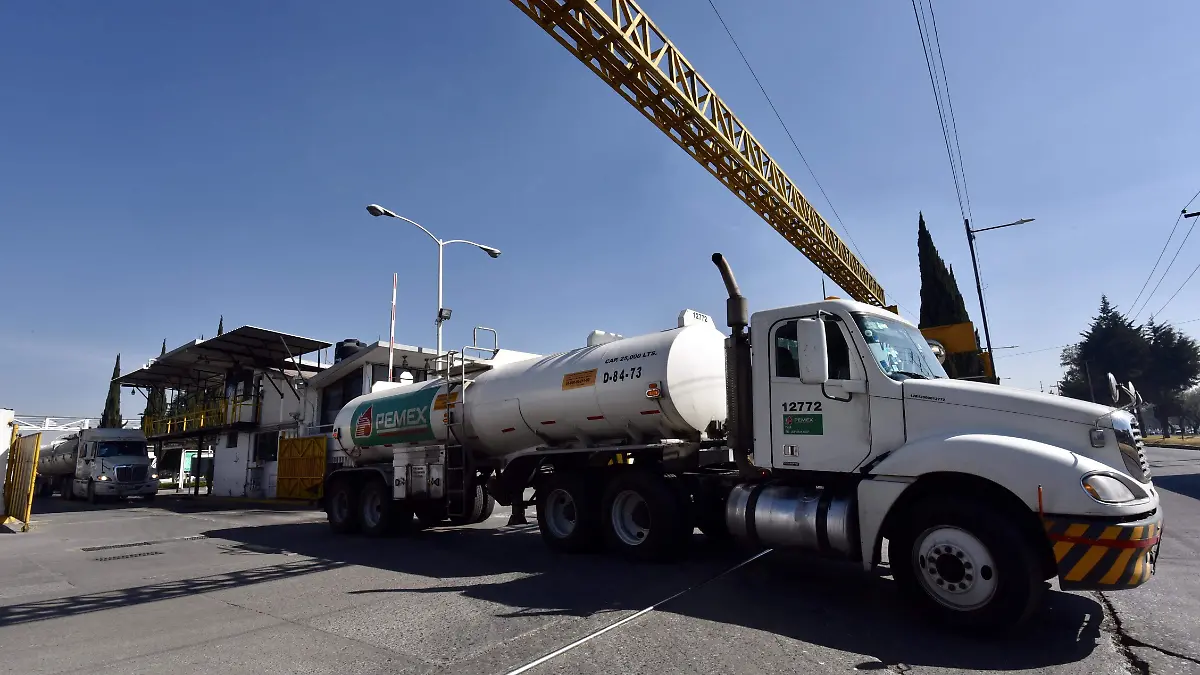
[117,326,332,389]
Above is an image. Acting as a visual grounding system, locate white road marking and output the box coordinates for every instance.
[502,549,774,675]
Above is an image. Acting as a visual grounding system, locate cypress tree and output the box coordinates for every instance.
[917,213,984,379]
[100,353,123,429]
[217,315,224,336]
[917,213,971,329]
[142,341,168,429]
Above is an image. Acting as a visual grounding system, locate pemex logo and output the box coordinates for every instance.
[355,405,373,438]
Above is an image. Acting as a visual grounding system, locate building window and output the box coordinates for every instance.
[255,431,279,462]
[226,431,238,448]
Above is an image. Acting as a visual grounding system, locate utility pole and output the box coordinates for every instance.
[964,217,1035,385]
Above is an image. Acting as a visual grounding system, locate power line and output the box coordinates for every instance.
[925,0,973,222]
[1128,210,1185,315]
[704,0,919,317]
[1134,189,1200,319]
[995,316,1200,360]
[911,0,968,223]
[703,0,867,263]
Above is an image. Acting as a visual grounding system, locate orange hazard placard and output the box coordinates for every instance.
[562,369,598,390]
[434,392,460,411]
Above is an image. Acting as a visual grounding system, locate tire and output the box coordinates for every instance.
[600,471,693,562]
[890,495,1044,632]
[326,477,360,534]
[360,478,417,537]
[449,482,488,526]
[60,476,73,501]
[536,470,603,553]
[474,488,496,523]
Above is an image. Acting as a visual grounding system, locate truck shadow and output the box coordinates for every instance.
[1153,474,1200,502]
[201,519,1104,671]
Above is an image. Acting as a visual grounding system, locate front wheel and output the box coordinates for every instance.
[891,496,1044,632]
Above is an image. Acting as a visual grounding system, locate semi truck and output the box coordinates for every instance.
[35,428,159,503]
[322,253,1162,630]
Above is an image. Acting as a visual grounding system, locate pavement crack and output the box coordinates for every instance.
[1097,592,1200,672]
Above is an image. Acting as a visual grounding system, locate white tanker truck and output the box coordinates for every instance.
[324,254,1162,630]
[35,428,159,503]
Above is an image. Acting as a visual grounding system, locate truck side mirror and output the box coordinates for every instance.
[795,318,829,385]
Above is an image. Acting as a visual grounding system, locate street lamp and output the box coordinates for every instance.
[366,204,501,371]
[964,217,1034,382]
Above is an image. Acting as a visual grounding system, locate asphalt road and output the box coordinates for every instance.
[1,447,1197,675]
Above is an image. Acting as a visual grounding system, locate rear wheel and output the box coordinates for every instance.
[536,471,603,553]
[449,482,488,526]
[326,477,360,534]
[601,471,692,562]
[474,488,496,523]
[891,495,1044,632]
[360,478,416,537]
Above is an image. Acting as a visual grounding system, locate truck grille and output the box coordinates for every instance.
[115,466,148,483]
[1121,417,1152,483]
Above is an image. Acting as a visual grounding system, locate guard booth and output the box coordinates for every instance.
[116,326,331,499]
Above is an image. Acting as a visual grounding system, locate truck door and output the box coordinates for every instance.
[769,315,872,472]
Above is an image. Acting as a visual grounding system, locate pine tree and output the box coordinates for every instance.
[100,353,123,429]
[1058,296,1149,402]
[217,315,224,336]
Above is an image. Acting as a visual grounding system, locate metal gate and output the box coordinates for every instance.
[3,427,42,532]
[276,436,326,501]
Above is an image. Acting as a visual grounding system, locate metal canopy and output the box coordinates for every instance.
[116,326,331,389]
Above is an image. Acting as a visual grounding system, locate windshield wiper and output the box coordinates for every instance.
[892,370,929,380]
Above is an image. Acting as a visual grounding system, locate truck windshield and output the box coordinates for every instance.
[852,313,948,381]
[96,441,148,458]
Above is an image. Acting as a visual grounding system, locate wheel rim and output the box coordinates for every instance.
[611,489,650,547]
[331,489,350,522]
[545,488,578,539]
[362,489,383,529]
[912,526,998,611]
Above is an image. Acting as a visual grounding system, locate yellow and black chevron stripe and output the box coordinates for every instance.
[1043,518,1162,590]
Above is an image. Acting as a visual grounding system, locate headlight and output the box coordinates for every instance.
[97,475,109,482]
[1082,474,1136,503]
[151,473,158,480]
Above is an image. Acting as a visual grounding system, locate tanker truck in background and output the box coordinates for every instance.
[323,253,1163,630]
[35,428,159,503]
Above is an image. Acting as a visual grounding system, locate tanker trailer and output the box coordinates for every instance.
[324,309,729,539]
[35,428,158,503]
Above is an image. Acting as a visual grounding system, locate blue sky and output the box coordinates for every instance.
[2,1,1198,417]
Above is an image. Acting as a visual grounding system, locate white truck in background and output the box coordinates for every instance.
[36,428,159,503]
[321,253,1163,630]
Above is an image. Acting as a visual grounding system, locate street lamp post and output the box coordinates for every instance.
[366,204,501,371]
[964,217,1034,383]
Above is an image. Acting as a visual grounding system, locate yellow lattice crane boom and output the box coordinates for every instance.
[509,0,886,306]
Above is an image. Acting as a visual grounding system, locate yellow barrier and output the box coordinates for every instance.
[276,436,326,501]
[3,426,42,532]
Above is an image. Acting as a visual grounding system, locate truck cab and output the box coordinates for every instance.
[72,429,159,503]
[743,297,1161,626]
